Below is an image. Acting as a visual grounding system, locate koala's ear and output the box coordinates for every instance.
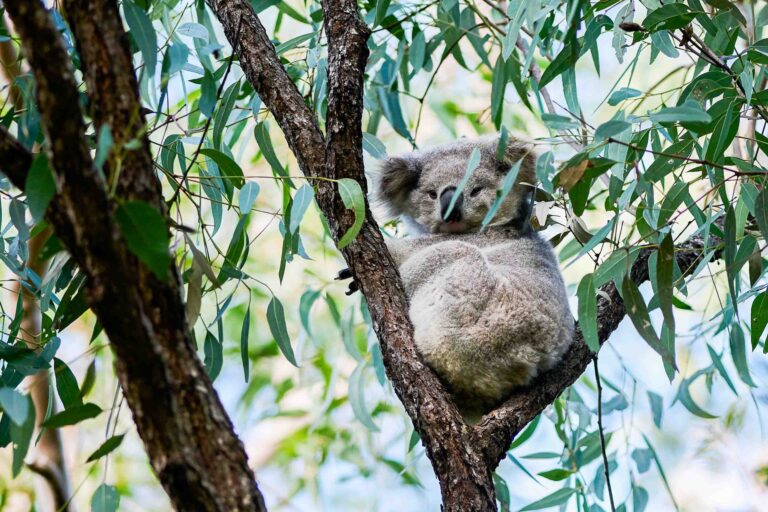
[495,137,538,191]
[375,155,422,215]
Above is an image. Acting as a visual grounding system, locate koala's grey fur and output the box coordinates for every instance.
[373,134,573,417]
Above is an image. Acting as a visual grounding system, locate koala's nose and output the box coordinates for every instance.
[440,186,463,222]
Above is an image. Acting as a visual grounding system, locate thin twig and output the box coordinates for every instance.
[167,15,243,206]
[593,356,617,512]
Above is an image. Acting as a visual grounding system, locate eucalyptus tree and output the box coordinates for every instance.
[0,1,766,511]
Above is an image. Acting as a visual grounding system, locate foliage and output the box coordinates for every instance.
[0,0,767,510]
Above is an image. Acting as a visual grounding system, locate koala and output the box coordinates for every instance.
[370,134,574,418]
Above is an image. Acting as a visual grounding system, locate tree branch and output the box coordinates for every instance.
[61,0,161,206]
[3,2,265,509]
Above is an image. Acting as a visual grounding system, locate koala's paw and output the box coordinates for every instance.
[334,268,360,295]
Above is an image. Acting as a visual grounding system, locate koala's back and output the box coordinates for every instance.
[402,228,573,417]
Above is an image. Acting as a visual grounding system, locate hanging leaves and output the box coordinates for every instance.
[337,178,366,248]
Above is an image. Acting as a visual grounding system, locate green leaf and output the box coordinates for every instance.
[337,178,366,248]
[633,485,650,512]
[647,391,663,427]
[541,113,580,131]
[42,402,102,428]
[519,487,576,511]
[509,415,540,450]
[481,159,523,230]
[650,101,711,124]
[91,483,120,512]
[362,132,388,160]
[594,247,640,287]
[254,122,290,178]
[203,331,223,381]
[631,448,652,473]
[94,125,113,170]
[267,296,298,366]
[275,33,315,55]
[240,303,251,382]
[299,289,321,336]
[657,181,690,227]
[409,31,426,72]
[10,394,34,476]
[54,358,83,409]
[729,325,756,387]
[753,187,768,242]
[675,374,717,418]
[445,148,481,220]
[655,234,676,345]
[238,182,260,216]
[608,87,642,106]
[594,120,631,139]
[643,4,700,32]
[538,469,572,481]
[491,55,507,127]
[177,22,209,42]
[493,473,511,512]
[376,87,413,142]
[569,217,616,264]
[86,434,125,462]
[213,81,239,150]
[539,37,579,89]
[577,273,599,352]
[751,292,768,350]
[349,360,379,431]
[25,153,55,222]
[199,148,245,189]
[124,0,157,76]
[199,69,217,118]
[115,201,170,281]
[289,184,315,234]
[621,276,676,369]
[0,388,29,425]
[642,434,679,508]
[707,344,738,395]
[375,0,391,26]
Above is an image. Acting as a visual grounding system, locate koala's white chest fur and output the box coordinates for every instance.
[390,230,573,417]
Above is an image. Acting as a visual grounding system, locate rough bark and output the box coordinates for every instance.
[208,2,726,510]
[1,1,265,510]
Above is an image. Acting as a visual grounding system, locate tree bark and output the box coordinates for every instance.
[0,2,266,510]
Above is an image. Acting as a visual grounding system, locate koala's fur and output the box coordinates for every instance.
[374,134,573,417]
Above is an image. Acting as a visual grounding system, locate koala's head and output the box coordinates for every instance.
[374,134,538,234]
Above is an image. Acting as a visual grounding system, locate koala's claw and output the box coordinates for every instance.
[335,268,353,281]
[345,281,360,295]
[335,268,360,295]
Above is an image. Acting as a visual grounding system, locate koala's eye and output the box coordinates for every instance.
[470,186,484,197]
[427,190,438,199]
